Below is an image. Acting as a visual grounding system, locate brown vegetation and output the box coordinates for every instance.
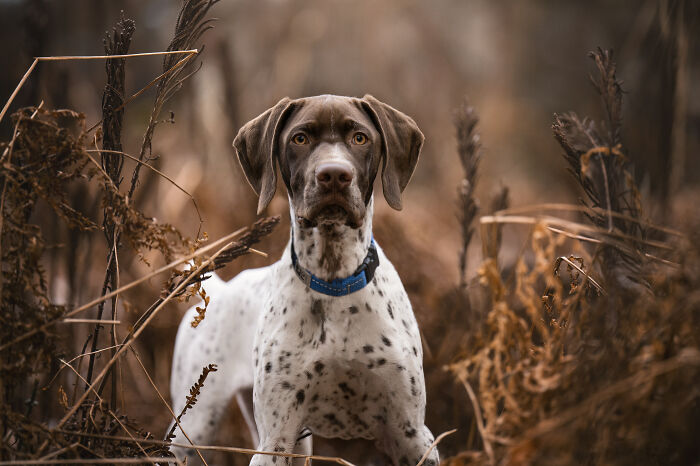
[1,1,698,465]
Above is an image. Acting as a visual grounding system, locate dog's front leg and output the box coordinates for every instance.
[248,365,311,466]
[249,416,306,466]
[385,423,439,466]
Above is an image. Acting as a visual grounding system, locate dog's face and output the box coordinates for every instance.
[233,95,424,228]
[278,96,380,228]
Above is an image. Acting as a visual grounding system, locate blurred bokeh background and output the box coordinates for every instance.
[1,0,698,463]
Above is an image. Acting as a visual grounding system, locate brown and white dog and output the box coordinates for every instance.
[170,95,438,465]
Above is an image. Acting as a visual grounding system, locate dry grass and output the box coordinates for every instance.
[436,49,700,466]
[0,3,698,465]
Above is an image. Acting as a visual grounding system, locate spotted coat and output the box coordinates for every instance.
[170,200,437,465]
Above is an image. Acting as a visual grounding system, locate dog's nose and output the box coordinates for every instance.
[316,162,353,191]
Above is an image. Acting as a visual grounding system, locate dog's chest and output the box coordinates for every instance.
[253,260,425,438]
[257,260,421,357]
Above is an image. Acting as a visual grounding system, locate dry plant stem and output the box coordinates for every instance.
[44,345,123,390]
[454,99,481,287]
[37,51,198,60]
[54,431,357,465]
[110,239,122,406]
[85,53,198,134]
[480,215,672,251]
[37,442,81,461]
[416,429,457,466]
[598,154,614,232]
[90,21,134,403]
[0,226,247,352]
[84,151,119,192]
[0,50,198,126]
[0,58,38,124]
[58,359,105,407]
[555,256,606,295]
[458,375,494,464]
[54,238,238,431]
[0,458,183,465]
[107,409,150,460]
[495,203,683,237]
[85,149,202,224]
[129,347,208,466]
[62,319,121,324]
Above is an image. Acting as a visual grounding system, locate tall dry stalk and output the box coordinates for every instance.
[84,14,135,405]
[454,99,481,289]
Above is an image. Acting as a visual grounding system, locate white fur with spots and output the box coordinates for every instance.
[170,198,438,465]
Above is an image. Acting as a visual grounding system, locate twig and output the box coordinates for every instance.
[85,53,198,134]
[554,256,606,295]
[0,58,38,124]
[62,319,121,324]
[0,226,249,352]
[57,359,103,405]
[129,348,208,465]
[480,215,673,251]
[454,98,481,287]
[54,237,241,429]
[37,442,80,461]
[83,151,119,191]
[85,149,202,224]
[458,375,494,464]
[52,430,357,465]
[0,458,182,465]
[37,51,198,60]
[44,345,123,390]
[107,409,151,460]
[248,247,268,258]
[0,51,198,126]
[493,202,684,237]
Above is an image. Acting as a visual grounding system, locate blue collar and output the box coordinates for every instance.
[290,233,379,297]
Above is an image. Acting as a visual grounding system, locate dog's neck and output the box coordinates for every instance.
[289,197,374,282]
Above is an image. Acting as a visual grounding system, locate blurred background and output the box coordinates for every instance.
[1,0,698,463]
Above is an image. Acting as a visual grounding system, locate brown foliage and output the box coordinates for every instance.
[442,49,700,466]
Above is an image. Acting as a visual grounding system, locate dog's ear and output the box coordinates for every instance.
[361,94,424,210]
[233,97,296,215]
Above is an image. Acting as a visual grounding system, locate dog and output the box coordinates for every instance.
[170,95,438,466]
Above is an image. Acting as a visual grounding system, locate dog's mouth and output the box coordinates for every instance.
[315,204,348,222]
[298,198,362,229]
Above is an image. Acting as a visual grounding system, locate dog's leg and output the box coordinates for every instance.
[248,418,306,466]
[293,432,312,466]
[381,423,439,466]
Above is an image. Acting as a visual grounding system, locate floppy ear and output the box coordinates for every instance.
[233,97,295,214]
[361,94,424,210]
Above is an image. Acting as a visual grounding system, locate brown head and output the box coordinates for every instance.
[233,94,424,228]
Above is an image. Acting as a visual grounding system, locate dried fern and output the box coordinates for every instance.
[165,363,218,442]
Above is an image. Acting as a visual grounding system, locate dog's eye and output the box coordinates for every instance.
[292,133,309,145]
[352,133,368,145]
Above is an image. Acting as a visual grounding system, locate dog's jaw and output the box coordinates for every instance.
[290,196,374,282]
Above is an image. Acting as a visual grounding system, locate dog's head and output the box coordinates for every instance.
[233,95,423,228]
